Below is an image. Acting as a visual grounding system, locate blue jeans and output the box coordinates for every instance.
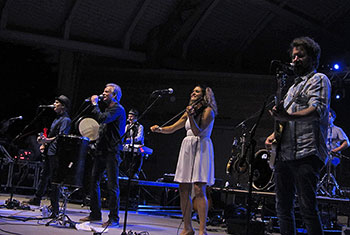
[89,151,121,222]
[274,155,324,235]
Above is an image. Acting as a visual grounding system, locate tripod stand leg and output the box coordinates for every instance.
[45,215,60,226]
[63,214,76,228]
[330,174,343,196]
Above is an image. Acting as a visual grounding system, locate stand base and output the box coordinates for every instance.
[317,173,343,197]
[45,214,76,228]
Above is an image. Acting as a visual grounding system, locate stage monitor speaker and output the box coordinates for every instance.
[226,219,265,235]
[342,226,350,235]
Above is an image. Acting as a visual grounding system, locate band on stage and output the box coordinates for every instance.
[1,37,350,234]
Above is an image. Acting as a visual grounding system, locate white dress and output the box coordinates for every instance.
[174,118,215,186]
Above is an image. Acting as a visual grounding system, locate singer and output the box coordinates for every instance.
[265,37,330,235]
[25,95,71,218]
[80,83,126,228]
[150,85,217,235]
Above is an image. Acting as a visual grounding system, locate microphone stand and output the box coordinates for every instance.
[242,100,266,235]
[13,108,47,143]
[120,94,163,235]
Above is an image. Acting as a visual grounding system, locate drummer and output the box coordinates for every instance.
[24,95,71,218]
[124,108,145,179]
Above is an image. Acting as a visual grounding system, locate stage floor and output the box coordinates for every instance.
[1,193,346,235]
[0,194,229,235]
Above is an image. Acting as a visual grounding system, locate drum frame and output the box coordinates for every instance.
[75,116,99,141]
[252,149,274,191]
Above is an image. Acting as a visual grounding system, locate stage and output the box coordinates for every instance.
[1,181,350,234]
[0,194,228,235]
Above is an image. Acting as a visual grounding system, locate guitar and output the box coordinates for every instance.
[269,71,316,169]
[38,128,48,153]
[269,72,287,169]
[226,134,249,174]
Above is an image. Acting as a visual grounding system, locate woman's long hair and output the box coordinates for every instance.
[193,85,218,116]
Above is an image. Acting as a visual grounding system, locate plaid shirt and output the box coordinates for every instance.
[279,71,331,163]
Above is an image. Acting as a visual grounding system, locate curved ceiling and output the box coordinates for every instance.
[1,0,350,74]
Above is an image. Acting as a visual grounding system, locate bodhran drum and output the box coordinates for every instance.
[252,149,274,191]
[76,116,99,141]
[52,135,89,188]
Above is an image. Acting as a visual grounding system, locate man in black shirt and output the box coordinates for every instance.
[25,95,71,217]
[80,83,126,228]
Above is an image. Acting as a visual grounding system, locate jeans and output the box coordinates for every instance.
[89,151,120,222]
[274,155,324,235]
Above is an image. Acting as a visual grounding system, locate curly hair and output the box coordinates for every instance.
[289,36,321,69]
[195,84,218,116]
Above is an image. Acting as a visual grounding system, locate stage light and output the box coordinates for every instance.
[333,88,345,100]
[333,63,340,70]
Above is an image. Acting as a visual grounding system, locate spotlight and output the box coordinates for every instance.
[333,63,340,70]
[333,88,345,100]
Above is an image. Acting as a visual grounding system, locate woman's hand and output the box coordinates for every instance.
[150,125,162,133]
[186,105,195,116]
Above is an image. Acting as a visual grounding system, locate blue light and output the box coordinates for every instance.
[335,94,341,99]
[333,63,340,70]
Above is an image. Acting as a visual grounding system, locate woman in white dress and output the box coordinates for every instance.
[150,85,217,235]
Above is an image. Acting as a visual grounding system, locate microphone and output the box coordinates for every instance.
[151,88,174,95]
[38,105,55,108]
[9,116,23,121]
[271,60,295,71]
[85,94,104,102]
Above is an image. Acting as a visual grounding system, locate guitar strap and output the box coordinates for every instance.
[283,71,316,111]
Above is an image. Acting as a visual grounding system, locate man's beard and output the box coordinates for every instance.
[293,64,313,76]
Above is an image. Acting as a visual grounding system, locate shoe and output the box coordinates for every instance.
[102,219,119,227]
[24,198,41,206]
[79,215,102,222]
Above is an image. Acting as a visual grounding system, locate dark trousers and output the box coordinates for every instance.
[35,155,60,214]
[35,156,51,200]
[89,151,120,222]
[274,155,324,235]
